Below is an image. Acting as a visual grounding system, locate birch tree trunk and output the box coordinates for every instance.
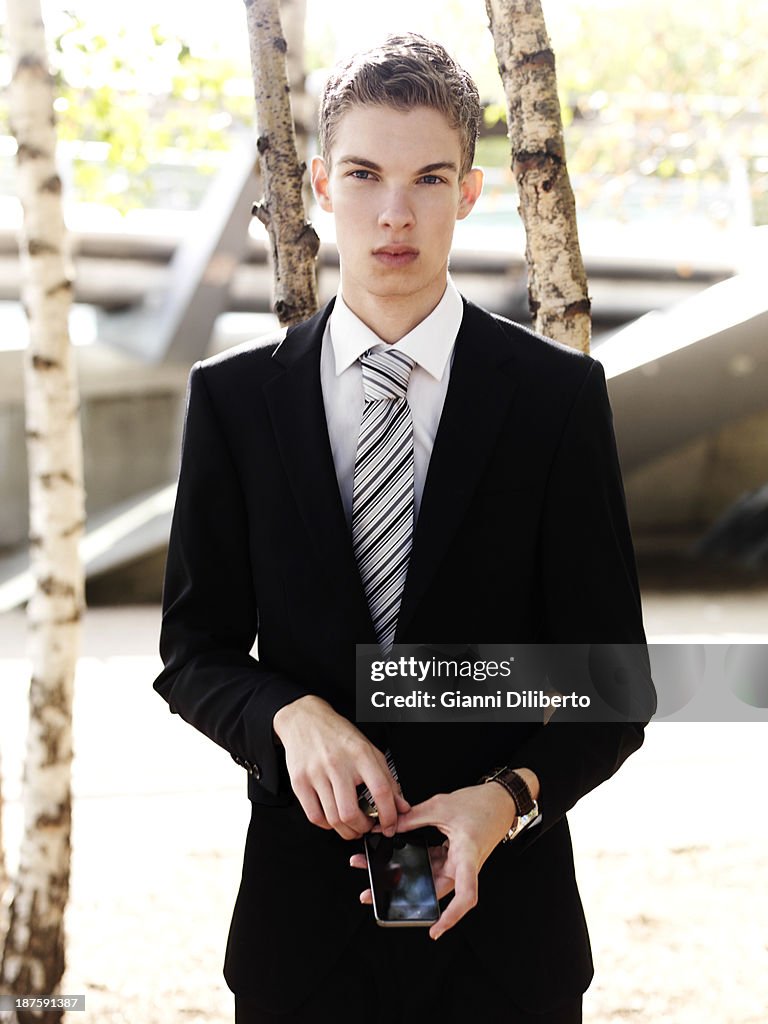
[486,0,591,352]
[2,1,85,1019]
[279,0,314,213]
[244,0,319,326]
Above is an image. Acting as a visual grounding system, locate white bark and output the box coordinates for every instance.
[486,0,591,352]
[2,1,84,1019]
[244,0,320,326]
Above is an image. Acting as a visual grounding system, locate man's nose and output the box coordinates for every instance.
[378,189,415,230]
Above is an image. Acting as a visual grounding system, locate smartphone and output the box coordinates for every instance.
[363,831,440,927]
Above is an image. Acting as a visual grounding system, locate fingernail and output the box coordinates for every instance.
[384,827,395,837]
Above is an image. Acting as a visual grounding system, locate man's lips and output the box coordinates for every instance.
[373,245,419,266]
[373,245,418,255]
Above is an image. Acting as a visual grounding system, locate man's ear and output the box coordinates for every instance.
[457,167,484,221]
[311,155,333,212]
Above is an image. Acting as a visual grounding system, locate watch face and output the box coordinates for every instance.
[504,804,540,843]
[505,820,523,843]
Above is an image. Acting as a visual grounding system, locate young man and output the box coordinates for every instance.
[154,34,652,1024]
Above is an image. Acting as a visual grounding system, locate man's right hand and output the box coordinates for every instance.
[272,694,409,841]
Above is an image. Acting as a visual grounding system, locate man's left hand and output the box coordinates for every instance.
[348,780,525,941]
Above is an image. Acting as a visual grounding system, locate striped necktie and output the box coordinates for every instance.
[352,347,416,654]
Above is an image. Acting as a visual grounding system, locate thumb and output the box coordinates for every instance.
[395,792,411,814]
[395,796,439,832]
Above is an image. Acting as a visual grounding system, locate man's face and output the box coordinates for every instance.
[311,104,482,312]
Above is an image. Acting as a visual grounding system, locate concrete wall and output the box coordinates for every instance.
[0,390,186,549]
[0,343,188,551]
[625,407,768,548]
[0,403,27,547]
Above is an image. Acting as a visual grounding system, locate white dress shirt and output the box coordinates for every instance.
[320,276,464,528]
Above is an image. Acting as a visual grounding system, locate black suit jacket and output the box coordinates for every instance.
[154,296,653,1014]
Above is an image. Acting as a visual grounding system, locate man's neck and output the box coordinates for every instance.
[340,276,448,344]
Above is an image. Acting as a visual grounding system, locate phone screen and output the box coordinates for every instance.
[364,832,440,926]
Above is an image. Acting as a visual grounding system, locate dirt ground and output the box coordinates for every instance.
[1,597,767,1023]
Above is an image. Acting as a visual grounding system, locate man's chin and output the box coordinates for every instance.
[341,264,447,306]
[364,275,435,300]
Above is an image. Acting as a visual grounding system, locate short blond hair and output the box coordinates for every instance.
[319,34,481,179]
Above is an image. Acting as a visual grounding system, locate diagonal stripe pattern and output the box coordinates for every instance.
[352,347,416,654]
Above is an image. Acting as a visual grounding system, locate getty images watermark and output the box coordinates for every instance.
[355,643,768,723]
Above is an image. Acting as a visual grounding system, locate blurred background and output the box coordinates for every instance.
[1,0,767,605]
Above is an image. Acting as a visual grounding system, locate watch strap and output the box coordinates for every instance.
[489,768,535,816]
[479,766,541,843]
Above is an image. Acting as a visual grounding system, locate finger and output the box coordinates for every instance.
[395,796,442,833]
[427,847,455,901]
[349,853,368,869]
[315,781,362,841]
[334,788,376,837]
[294,784,332,831]
[432,876,456,902]
[430,860,478,941]
[395,792,411,813]
[365,773,400,836]
[359,888,372,905]
[428,844,449,871]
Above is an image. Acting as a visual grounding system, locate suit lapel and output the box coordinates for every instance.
[395,300,519,640]
[263,299,376,640]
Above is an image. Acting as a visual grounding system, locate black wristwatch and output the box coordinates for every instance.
[479,766,542,843]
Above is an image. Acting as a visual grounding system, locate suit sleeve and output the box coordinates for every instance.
[507,358,657,853]
[153,362,310,795]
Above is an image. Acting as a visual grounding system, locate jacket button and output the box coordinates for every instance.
[252,763,261,780]
[243,759,252,772]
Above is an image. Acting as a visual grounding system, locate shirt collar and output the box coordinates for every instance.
[328,275,463,382]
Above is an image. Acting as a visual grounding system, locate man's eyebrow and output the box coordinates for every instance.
[417,161,458,174]
[337,157,458,174]
[338,157,382,171]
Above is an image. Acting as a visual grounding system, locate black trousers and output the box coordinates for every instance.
[233,915,583,1023]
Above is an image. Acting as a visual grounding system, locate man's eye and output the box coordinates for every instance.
[350,169,373,180]
[419,175,443,185]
